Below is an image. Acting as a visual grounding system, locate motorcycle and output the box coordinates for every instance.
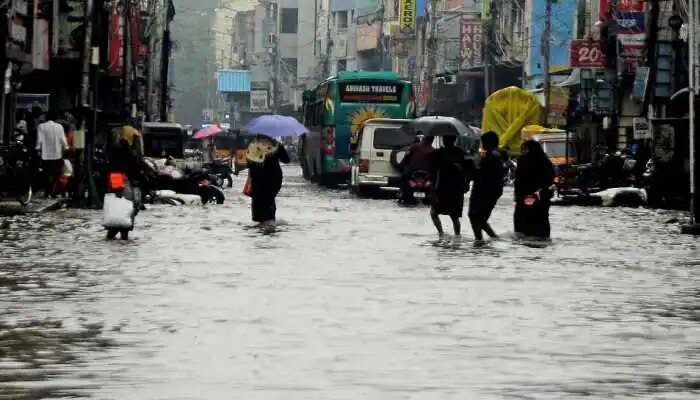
[0,133,33,206]
[144,159,225,204]
[203,158,234,188]
[400,169,432,205]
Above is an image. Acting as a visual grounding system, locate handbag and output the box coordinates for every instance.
[102,193,134,229]
[242,176,252,197]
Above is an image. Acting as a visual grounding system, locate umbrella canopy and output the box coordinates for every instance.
[193,125,223,140]
[404,116,472,137]
[244,115,308,137]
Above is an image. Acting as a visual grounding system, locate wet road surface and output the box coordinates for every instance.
[1,166,699,399]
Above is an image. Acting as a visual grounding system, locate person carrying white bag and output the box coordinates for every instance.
[104,139,144,240]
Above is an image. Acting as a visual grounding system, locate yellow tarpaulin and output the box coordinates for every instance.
[481,86,543,155]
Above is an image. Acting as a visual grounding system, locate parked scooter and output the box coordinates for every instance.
[144,158,225,204]
[0,132,33,205]
[203,158,234,188]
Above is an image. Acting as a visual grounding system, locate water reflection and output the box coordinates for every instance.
[0,168,698,399]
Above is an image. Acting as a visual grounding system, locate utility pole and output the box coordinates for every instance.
[160,0,173,122]
[542,0,552,126]
[378,4,385,71]
[484,1,494,99]
[689,0,697,224]
[272,0,281,114]
[325,6,332,77]
[425,0,438,113]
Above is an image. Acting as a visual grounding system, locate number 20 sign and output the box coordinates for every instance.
[570,40,606,68]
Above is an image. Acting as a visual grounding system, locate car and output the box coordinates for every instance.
[349,118,414,197]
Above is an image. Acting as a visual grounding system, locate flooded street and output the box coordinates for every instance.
[1,166,698,399]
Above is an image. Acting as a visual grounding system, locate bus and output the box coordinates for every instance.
[300,71,416,186]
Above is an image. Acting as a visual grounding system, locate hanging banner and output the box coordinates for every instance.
[399,0,415,35]
[459,17,483,69]
[130,6,147,61]
[108,5,124,77]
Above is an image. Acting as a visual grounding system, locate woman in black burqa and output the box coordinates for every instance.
[468,131,505,244]
[248,137,290,224]
[430,134,473,237]
[514,139,555,239]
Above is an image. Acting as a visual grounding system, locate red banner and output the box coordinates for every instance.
[617,0,645,12]
[109,5,124,77]
[569,40,606,68]
[459,17,483,69]
[130,6,147,60]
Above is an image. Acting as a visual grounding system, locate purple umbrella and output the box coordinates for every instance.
[244,115,308,137]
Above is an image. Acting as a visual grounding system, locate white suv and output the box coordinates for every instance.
[349,118,414,197]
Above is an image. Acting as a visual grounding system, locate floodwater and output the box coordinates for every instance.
[1,166,698,399]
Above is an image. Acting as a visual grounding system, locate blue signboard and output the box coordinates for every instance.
[615,12,646,34]
[416,0,425,18]
[529,0,578,78]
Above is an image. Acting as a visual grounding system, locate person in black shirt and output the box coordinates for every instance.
[429,135,473,237]
[468,131,505,245]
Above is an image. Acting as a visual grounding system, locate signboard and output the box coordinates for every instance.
[620,43,644,72]
[570,40,606,68]
[108,5,124,77]
[633,117,651,139]
[399,0,415,35]
[616,13,645,34]
[339,83,401,103]
[250,89,269,111]
[15,93,50,111]
[459,17,483,69]
[617,0,645,12]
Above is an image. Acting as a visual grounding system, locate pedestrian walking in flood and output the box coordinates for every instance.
[513,139,555,240]
[429,134,473,238]
[35,111,68,198]
[468,131,505,246]
[246,136,290,229]
[105,139,145,240]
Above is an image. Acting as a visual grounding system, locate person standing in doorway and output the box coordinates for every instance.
[36,111,68,198]
[468,131,505,246]
[429,134,473,238]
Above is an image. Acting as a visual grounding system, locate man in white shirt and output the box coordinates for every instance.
[36,111,68,198]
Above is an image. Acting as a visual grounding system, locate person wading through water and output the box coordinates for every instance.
[514,139,555,240]
[247,136,290,228]
[429,134,473,238]
[468,131,505,246]
[106,139,144,240]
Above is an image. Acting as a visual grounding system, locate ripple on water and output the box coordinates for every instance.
[0,167,698,399]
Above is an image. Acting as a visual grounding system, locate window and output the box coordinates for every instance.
[372,128,415,150]
[282,58,298,76]
[281,8,298,34]
[337,59,347,72]
[337,11,348,29]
